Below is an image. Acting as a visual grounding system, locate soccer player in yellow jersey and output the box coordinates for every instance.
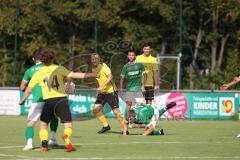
[19,48,97,152]
[136,43,159,104]
[91,53,128,135]
[20,50,59,150]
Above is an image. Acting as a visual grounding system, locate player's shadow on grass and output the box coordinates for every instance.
[49,145,66,150]
[32,145,65,150]
[32,145,77,151]
[51,145,78,151]
[72,135,83,138]
[31,146,55,151]
[49,145,78,151]
[107,131,139,135]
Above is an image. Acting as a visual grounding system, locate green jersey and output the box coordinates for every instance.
[22,63,44,102]
[121,62,144,92]
[131,104,154,124]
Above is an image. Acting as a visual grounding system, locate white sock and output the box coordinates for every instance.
[27,138,33,145]
[50,131,56,140]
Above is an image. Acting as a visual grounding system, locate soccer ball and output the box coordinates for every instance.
[65,82,75,94]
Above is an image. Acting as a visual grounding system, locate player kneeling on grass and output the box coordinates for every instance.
[127,102,176,136]
[19,48,98,152]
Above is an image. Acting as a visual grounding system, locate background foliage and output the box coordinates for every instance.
[1,0,240,89]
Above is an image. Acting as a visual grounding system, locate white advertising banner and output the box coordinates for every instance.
[0,90,20,115]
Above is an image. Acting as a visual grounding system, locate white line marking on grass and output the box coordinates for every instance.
[74,141,235,146]
[0,153,29,158]
[10,156,240,160]
[0,141,236,149]
[0,145,22,149]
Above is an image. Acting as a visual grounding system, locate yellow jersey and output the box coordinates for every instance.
[28,65,71,100]
[136,54,158,86]
[92,63,116,94]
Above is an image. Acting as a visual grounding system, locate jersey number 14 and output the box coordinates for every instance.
[43,75,60,91]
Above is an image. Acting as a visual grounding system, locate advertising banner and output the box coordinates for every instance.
[0,90,20,115]
[20,90,126,119]
[69,91,126,119]
[152,92,239,119]
[185,93,238,119]
[16,90,240,119]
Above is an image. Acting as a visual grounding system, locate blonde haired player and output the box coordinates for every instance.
[91,53,128,135]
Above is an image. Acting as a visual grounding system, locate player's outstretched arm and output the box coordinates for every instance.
[19,87,32,105]
[220,84,231,90]
[220,76,240,90]
[68,72,98,79]
[234,76,240,82]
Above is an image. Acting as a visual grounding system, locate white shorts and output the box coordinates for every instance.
[120,91,145,104]
[27,102,45,121]
[146,106,159,128]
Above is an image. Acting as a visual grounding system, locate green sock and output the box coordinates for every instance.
[159,108,167,117]
[50,116,58,132]
[25,126,34,140]
[151,130,161,135]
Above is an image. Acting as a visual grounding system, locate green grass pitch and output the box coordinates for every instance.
[0,115,240,160]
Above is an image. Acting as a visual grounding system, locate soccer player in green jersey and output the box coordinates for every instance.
[127,102,176,136]
[20,50,58,150]
[120,50,146,108]
[19,48,98,152]
[120,50,146,128]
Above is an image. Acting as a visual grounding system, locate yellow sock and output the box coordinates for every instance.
[116,112,126,127]
[96,111,109,127]
[63,128,72,145]
[39,129,48,142]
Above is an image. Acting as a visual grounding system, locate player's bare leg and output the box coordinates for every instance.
[125,101,134,128]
